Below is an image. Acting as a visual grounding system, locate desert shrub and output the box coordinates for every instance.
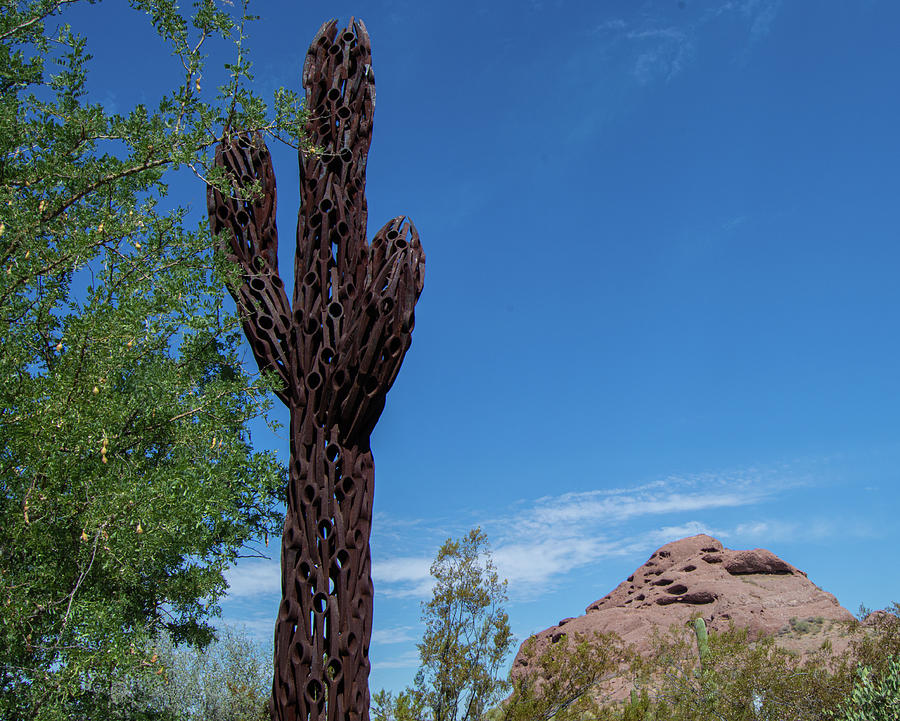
[849,603,900,679]
[498,630,631,721]
[829,654,900,721]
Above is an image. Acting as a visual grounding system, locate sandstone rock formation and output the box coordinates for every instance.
[513,534,855,679]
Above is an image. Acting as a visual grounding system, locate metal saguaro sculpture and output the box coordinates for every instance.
[206,19,424,721]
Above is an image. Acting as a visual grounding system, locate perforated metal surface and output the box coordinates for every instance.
[206,18,424,721]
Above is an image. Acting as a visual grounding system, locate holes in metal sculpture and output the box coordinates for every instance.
[205,17,424,721]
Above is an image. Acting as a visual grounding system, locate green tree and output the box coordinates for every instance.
[123,624,271,721]
[373,528,515,721]
[0,1,306,717]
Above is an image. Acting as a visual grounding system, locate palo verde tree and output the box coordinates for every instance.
[373,528,515,721]
[0,1,306,718]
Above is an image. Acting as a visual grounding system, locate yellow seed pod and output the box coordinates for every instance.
[127,339,133,348]
[93,386,99,394]
[195,79,201,92]
[211,436,217,449]
[101,456,107,464]
[55,342,63,351]
[97,222,104,232]
[134,242,141,249]
[24,250,29,259]
[0,222,4,236]
[136,522,143,534]
[81,530,89,542]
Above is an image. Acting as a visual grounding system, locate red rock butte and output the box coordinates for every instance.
[513,534,855,680]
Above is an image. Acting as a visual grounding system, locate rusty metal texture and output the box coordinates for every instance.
[206,18,424,721]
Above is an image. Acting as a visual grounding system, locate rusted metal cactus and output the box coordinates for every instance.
[206,18,424,721]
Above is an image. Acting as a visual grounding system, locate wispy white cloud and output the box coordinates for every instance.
[593,18,627,33]
[373,556,434,599]
[740,0,782,44]
[224,558,280,599]
[372,626,421,645]
[225,463,815,607]
[370,469,789,601]
[585,0,783,85]
[216,616,276,648]
[732,518,851,543]
[520,486,770,531]
[646,520,721,545]
[628,27,693,84]
[372,648,420,671]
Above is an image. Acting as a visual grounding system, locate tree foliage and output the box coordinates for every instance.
[0,1,306,717]
[131,624,272,721]
[373,528,515,721]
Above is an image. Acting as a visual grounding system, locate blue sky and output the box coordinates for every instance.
[67,0,900,693]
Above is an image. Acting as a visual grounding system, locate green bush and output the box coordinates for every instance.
[124,625,272,721]
[829,655,900,721]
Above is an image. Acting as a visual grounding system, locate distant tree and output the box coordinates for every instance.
[0,1,307,717]
[121,624,271,721]
[373,528,515,721]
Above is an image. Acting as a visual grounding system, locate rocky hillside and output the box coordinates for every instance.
[513,534,857,678]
